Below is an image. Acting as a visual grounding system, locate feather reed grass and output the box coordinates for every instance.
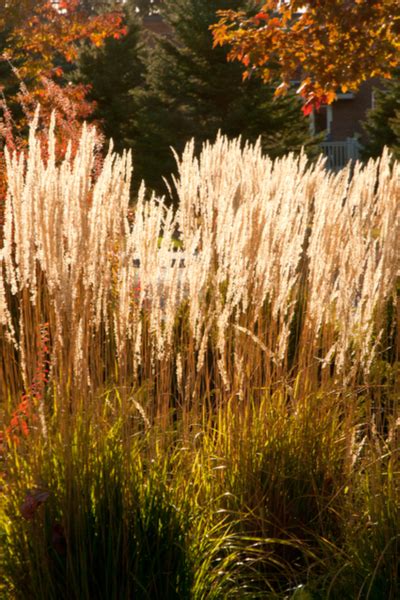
[1,117,400,597]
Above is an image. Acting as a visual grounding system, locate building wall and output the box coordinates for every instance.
[331,79,381,142]
[142,13,172,40]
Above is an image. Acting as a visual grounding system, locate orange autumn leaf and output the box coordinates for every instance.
[6,1,126,83]
[20,420,29,437]
[211,1,400,108]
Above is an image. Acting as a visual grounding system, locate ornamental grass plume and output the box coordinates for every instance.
[0,114,399,414]
[306,152,400,374]
[1,109,132,396]
[1,114,400,599]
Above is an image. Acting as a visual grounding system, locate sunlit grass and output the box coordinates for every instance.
[1,117,399,598]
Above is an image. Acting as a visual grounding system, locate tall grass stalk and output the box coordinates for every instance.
[1,116,399,597]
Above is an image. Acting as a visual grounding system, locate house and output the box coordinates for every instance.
[142,12,172,41]
[311,79,381,170]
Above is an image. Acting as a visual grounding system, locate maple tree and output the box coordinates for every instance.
[211,1,400,112]
[0,0,127,140]
[3,0,126,81]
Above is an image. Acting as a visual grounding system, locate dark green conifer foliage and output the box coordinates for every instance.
[388,111,400,159]
[77,0,316,196]
[77,4,146,153]
[133,0,317,196]
[362,73,400,160]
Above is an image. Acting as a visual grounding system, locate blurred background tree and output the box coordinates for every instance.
[0,0,125,130]
[76,3,146,153]
[78,0,316,196]
[362,72,400,160]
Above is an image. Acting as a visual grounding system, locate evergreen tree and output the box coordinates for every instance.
[132,0,317,196]
[388,110,400,159]
[77,3,146,152]
[362,73,400,160]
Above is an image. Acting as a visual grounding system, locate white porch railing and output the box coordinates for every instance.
[320,138,361,171]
